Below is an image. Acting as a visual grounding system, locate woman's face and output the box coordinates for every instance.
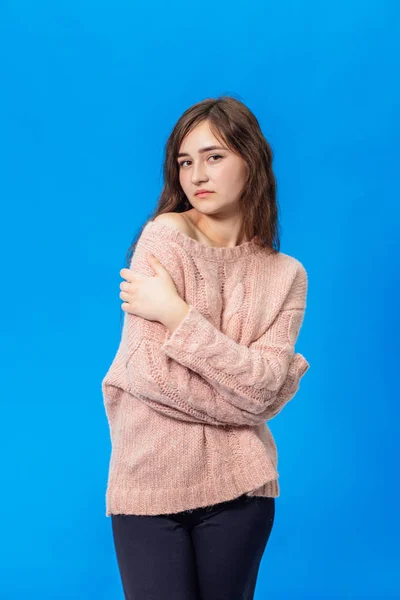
[177,120,248,215]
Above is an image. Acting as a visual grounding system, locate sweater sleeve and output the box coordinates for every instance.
[122,224,310,427]
[159,262,309,405]
[127,339,309,426]
[161,284,306,397]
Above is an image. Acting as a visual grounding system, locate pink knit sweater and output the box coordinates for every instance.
[101,220,310,516]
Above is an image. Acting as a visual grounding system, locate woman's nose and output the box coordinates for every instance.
[191,165,208,184]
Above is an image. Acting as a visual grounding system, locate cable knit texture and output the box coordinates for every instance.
[102,220,310,516]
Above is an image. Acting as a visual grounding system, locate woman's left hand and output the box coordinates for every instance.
[119,254,181,324]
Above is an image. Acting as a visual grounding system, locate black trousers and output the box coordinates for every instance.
[111,493,275,600]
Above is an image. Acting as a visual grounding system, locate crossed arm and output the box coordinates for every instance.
[120,226,310,427]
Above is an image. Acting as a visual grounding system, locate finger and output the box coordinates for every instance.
[120,268,134,280]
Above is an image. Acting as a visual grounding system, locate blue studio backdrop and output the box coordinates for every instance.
[1,0,399,598]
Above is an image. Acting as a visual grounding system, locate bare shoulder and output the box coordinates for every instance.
[153,212,194,237]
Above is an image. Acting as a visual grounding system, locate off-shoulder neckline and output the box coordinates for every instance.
[144,220,273,261]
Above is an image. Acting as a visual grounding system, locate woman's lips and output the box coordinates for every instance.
[195,191,214,197]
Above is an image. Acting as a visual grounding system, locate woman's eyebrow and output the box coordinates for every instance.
[177,145,226,159]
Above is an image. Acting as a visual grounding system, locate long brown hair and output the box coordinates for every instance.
[119,95,281,327]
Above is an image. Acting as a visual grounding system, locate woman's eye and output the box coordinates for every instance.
[178,155,223,168]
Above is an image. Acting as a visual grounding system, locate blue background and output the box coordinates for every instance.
[1,0,398,598]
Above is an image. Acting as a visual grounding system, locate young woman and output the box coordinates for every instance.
[102,96,310,599]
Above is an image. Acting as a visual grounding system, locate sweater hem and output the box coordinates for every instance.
[105,462,279,516]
